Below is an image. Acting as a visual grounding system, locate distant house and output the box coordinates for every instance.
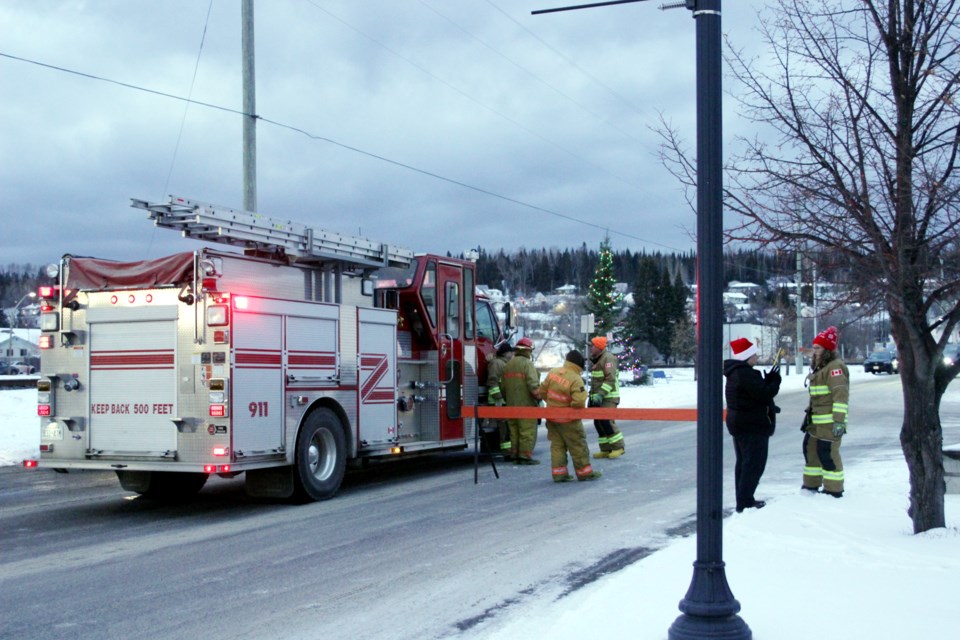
[723,291,750,308]
[727,280,762,293]
[1,328,40,369]
[555,284,577,295]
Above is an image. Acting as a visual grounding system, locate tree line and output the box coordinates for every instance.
[473,245,803,296]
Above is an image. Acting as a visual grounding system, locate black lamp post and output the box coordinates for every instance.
[533,1,749,637]
[668,0,751,637]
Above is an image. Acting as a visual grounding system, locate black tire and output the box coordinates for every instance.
[293,408,347,501]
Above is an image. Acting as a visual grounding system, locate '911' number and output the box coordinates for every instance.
[249,401,268,418]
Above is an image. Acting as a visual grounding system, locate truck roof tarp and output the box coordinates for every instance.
[66,252,195,290]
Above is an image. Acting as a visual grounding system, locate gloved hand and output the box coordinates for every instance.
[589,393,603,407]
[765,370,781,386]
[832,422,847,437]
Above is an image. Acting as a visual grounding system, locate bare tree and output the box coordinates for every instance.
[661,0,960,533]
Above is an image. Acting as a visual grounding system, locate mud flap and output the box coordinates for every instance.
[245,466,295,498]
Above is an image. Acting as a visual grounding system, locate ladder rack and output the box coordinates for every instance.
[131,196,414,269]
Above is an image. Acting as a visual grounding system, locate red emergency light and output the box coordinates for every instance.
[212,446,228,457]
[209,405,226,417]
[37,405,52,417]
[38,285,57,298]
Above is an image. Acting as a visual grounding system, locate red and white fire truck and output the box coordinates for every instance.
[25,196,513,501]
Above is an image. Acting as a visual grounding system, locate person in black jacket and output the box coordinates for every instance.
[724,337,781,513]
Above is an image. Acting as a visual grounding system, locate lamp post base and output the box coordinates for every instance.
[668,560,751,639]
[668,613,752,639]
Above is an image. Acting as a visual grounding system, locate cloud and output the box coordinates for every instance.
[1,0,765,266]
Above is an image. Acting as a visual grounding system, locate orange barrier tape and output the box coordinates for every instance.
[462,405,704,422]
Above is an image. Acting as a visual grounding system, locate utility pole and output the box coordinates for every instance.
[533,1,750,638]
[241,0,257,212]
[795,249,803,371]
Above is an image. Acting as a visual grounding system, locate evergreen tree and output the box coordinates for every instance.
[582,239,623,338]
[625,255,660,345]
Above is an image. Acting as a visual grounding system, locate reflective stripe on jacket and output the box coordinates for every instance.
[486,353,509,403]
[806,356,849,437]
[589,349,620,400]
[539,361,588,422]
[502,354,541,407]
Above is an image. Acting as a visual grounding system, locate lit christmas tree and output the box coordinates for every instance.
[583,238,631,377]
[583,238,623,337]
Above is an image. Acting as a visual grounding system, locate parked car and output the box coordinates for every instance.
[863,350,899,375]
[1,362,36,375]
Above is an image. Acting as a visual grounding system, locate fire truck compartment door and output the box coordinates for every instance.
[232,311,284,454]
[357,308,398,445]
[88,308,178,454]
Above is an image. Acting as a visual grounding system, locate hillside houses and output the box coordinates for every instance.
[478,271,913,368]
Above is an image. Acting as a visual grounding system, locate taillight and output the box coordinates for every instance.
[39,334,54,349]
[37,380,54,417]
[204,464,232,473]
[209,405,226,417]
[22,460,38,469]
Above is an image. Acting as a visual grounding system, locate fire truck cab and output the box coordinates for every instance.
[27,196,513,501]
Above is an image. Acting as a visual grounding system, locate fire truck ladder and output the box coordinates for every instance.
[131,196,414,269]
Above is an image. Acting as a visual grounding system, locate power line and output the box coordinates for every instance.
[0,51,682,251]
[300,0,644,191]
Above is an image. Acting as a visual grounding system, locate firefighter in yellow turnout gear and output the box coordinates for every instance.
[501,337,542,464]
[588,336,625,459]
[802,326,849,497]
[486,342,514,459]
[539,350,602,482]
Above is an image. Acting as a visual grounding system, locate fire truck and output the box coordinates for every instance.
[25,196,514,501]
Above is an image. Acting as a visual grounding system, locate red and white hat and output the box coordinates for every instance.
[730,337,757,361]
[813,326,838,351]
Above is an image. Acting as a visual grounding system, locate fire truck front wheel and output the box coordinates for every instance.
[294,408,347,501]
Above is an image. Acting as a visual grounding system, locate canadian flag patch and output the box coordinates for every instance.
[830,368,843,377]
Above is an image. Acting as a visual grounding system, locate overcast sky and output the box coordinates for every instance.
[1,0,765,268]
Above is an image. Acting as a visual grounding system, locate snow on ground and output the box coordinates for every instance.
[3,368,959,639]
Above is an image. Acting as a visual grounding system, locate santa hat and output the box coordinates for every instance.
[591,336,608,350]
[730,337,757,361]
[813,326,839,351]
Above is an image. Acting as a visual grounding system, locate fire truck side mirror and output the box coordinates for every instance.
[502,302,515,331]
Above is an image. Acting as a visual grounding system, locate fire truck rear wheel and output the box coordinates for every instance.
[294,408,347,501]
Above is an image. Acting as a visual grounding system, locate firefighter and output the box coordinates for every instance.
[486,342,515,459]
[539,350,602,482]
[501,336,542,464]
[801,326,849,497]
[588,336,625,459]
